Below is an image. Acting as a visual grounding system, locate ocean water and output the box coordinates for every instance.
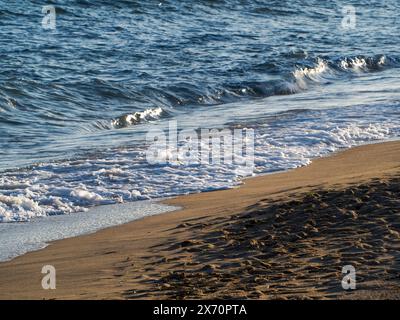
[1,0,400,223]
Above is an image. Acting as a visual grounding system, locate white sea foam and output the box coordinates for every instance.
[0,102,399,223]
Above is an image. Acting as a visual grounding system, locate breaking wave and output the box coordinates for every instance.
[111,107,165,129]
[84,54,399,131]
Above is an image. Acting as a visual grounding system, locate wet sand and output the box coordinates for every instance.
[0,141,399,299]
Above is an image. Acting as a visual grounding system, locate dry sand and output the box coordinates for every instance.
[0,141,399,300]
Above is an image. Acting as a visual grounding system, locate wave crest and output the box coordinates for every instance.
[338,55,388,72]
[111,107,164,129]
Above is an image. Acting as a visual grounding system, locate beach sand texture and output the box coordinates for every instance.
[0,141,399,300]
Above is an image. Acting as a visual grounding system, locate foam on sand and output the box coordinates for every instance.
[0,200,178,262]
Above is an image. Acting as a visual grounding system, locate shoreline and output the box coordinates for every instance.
[0,201,179,263]
[0,140,399,299]
[1,139,391,263]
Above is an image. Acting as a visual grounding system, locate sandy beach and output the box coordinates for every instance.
[0,140,399,300]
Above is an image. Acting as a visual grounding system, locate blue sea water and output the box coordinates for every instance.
[0,0,400,222]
